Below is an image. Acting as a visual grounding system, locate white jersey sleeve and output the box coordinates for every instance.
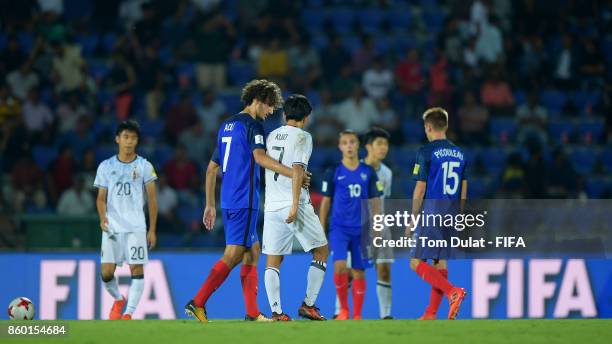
[94,161,109,189]
[293,131,313,167]
[143,160,158,184]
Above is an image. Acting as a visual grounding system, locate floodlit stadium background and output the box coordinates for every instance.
[0,0,611,320]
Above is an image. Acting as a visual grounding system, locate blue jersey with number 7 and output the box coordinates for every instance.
[211,113,265,209]
[412,139,467,200]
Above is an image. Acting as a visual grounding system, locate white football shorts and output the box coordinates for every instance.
[263,203,327,255]
[100,231,148,266]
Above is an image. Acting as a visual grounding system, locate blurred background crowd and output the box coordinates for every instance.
[0,0,611,247]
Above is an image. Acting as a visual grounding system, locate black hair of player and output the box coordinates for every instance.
[115,120,141,139]
[241,79,283,109]
[364,127,390,145]
[284,94,312,121]
[339,129,360,142]
[424,109,448,130]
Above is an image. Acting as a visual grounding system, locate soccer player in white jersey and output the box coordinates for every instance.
[263,94,328,321]
[94,120,158,320]
[363,127,394,319]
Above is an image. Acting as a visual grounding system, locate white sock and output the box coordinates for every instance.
[264,267,282,314]
[377,280,392,318]
[103,277,123,301]
[304,260,326,306]
[125,276,144,315]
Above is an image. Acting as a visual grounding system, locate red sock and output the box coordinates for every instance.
[194,260,230,307]
[415,262,453,295]
[425,269,448,314]
[352,278,366,318]
[240,264,260,318]
[334,273,349,311]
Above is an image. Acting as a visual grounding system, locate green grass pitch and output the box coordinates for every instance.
[2,319,611,344]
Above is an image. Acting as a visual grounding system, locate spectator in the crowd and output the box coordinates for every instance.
[352,34,376,74]
[362,57,393,101]
[309,89,342,145]
[516,91,548,146]
[22,87,54,137]
[166,92,197,143]
[321,34,351,83]
[57,176,94,215]
[257,37,289,80]
[375,97,399,139]
[51,41,86,94]
[193,10,235,90]
[179,121,210,168]
[108,52,136,120]
[330,64,357,102]
[11,151,47,213]
[79,148,97,194]
[428,53,452,106]
[547,148,578,198]
[60,116,95,161]
[0,83,21,125]
[156,174,179,232]
[0,36,25,78]
[0,113,27,173]
[56,92,89,133]
[442,18,463,65]
[50,145,76,204]
[553,34,577,91]
[395,48,424,117]
[163,145,198,190]
[470,0,489,33]
[137,45,165,120]
[518,36,548,82]
[523,145,547,198]
[579,37,606,89]
[475,15,503,64]
[463,36,480,70]
[499,152,525,198]
[134,2,161,48]
[457,91,490,145]
[480,69,514,114]
[6,62,40,101]
[288,35,321,91]
[162,1,191,48]
[336,86,379,134]
[196,89,227,134]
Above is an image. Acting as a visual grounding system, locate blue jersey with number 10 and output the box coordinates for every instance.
[211,113,265,209]
[412,139,467,200]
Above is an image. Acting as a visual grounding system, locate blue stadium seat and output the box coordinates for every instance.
[0,33,6,51]
[603,37,612,64]
[32,146,58,170]
[585,178,607,199]
[228,61,255,86]
[141,119,165,138]
[513,90,527,106]
[341,35,362,54]
[374,35,392,55]
[75,35,99,58]
[571,90,601,113]
[548,119,575,144]
[577,119,604,143]
[391,147,416,171]
[358,8,385,34]
[330,8,356,34]
[489,118,517,143]
[95,145,116,164]
[401,120,425,143]
[600,147,612,173]
[422,11,445,34]
[311,32,329,50]
[570,148,597,175]
[387,9,412,32]
[540,90,567,116]
[101,33,116,54]
[176,62,196,84]
[218,93,242,113]
[177,206,202,228]
[480,148,507,175]
[302,9,325,32]
[155,145,174,167]
[17,32,34,53]
[89,62,110,84]
[468,178,487,198]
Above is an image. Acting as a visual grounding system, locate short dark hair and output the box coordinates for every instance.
[422,107,448,130]
[241,79,283,109]
[364,127,390,145]
[115,120,141,138]
[284,94,312,121]
[339,129,359,142]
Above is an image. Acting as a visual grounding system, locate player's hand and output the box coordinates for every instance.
[147,231,157,250]
[302,171,312,189]
[203,206,216,231]
[405,220,415,237]
[285,205,298,224]
[100,217,109,232]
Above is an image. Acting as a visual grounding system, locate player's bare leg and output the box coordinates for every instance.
[187,244,247,322]
[265,255,291,321]
[121,264,145,320]
[333,260,351,320]
[242,242,271,322]
[351,268,366,320]
[299,245,328,320]
[410,258,466,320]
[376,262,393,319]
[101,263,126,320]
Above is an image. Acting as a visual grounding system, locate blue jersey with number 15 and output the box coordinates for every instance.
[412,139,467,200]
[211,113,265,209]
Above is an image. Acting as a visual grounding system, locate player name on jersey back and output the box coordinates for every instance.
[265,125,313,212]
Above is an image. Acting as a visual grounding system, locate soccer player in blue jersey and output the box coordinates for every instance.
[95,120,158,320]
[408,107,467,320]
[185,80,299,322]
[319,130,383,320]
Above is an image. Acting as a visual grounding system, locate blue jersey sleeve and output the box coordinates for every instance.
[211,146,220,164]
[412,147,429,182]
[247,120,266,151]
[367,166,384,199]
[321,168,336,197]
